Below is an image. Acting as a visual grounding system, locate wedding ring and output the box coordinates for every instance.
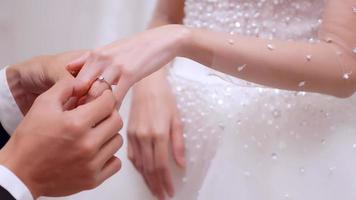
[97,75,111,88]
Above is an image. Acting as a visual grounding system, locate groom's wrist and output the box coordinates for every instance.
[0,142,38,199]
[0,139,40,199]
[6,56,50,115]
[6,66,27,115]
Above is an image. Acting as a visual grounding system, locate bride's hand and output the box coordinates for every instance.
[128,73,185,200]
[67,25,190,105]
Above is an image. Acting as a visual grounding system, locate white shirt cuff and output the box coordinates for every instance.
[0,165,34,200]
[0,66,24,135]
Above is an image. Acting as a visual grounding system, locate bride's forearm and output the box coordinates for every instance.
[135,3,183,88]
[179,27,356,97]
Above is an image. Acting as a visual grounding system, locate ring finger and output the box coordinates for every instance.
[128,133,143,172]
[85,78,112,103]
[140,138,155,173]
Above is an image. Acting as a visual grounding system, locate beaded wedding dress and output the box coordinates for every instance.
[164,0,356,200]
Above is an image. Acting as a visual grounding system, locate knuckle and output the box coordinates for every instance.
[64,117,86,133]
[84,178,98,190]
[154,131,168,142]
[120,66,134,79]
[151,125,167,136]
[88,50,96,57]
[136,129,152,141]
[84,162,97,175]
[91,49,110,61]
[87,51,96,61]
[78,140,96,156]
[81,165,99,189]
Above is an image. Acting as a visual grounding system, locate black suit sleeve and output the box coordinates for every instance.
[0,185,15,200]
[0,124,14,200]
[0,123,10,149]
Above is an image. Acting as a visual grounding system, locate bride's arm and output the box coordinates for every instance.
[181,0,356,97]
[126,1,186,199]
[69,0,356,102]
[143,0,185,75]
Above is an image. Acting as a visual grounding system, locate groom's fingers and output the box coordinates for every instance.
[98,156,122,184]
[73,60,103,97]
[63,97,79,111]
[66,52,90,73]
[94,134,123,168]
[91,110,123,150]
[43,77,75,107]
[73,90,116,127]
[84,66,119,103]
[85,80,112,103]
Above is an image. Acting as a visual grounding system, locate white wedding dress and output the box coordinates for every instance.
[165,0,356,200]
[43,0,356,200]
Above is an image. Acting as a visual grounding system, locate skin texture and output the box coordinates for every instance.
[125,1,186,199]
[68,0,356,199]
[69,0,356,98]
[0,53,124,198]
[68,25,187,199]
[6,51,86,114]
[69,2,186,199]
[128,71,184,199]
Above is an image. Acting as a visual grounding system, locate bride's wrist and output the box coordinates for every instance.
[134,71,170,93]
[172,25,193,58]
[176,26,202,62]
[134,75,167,91]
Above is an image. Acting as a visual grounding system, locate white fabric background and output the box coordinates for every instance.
[0,1,157,199]
[0,0,156,66]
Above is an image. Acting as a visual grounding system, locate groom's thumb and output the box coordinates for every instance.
[44,77,75,106]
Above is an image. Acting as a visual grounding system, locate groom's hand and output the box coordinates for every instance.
[0,78,123,198]
[6,50,86,114]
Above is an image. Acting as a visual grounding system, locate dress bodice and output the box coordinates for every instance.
[173,0,326,85]
[184,0,325,41]
[168,1,356,200]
